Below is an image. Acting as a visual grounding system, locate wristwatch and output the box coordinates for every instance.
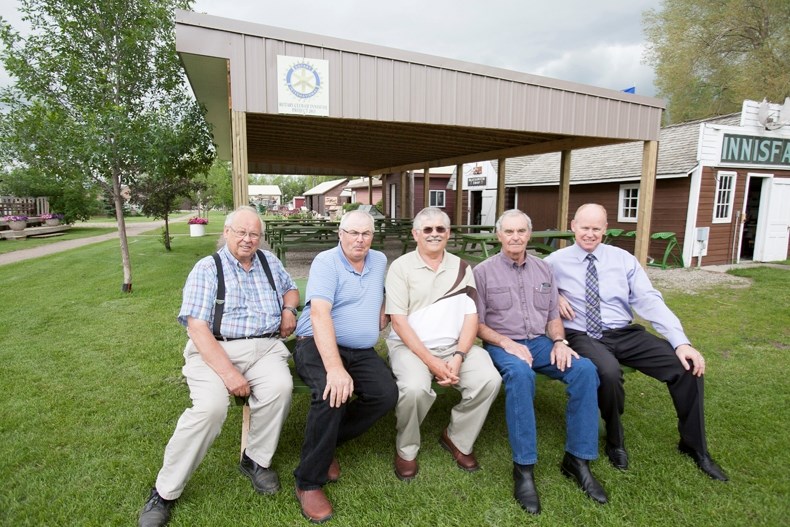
[553,338,569,346]
[282,306,298,317]
[452,351,467,362]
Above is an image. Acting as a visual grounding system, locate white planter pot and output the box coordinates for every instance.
[45,219,61,226]
[8,220,27,231]
[189,224,206,237]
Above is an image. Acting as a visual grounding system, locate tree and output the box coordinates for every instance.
[643,0,790,123]
[131,97,215,250]
[198,159,234,212]
[0,0,196,292]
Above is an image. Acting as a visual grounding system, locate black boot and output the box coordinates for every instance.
[560,452,608,504]
[513,463,540,515]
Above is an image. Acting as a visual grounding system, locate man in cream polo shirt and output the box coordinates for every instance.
[385,207,501,482]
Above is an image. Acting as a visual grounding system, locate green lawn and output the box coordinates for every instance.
[0,235,787,526]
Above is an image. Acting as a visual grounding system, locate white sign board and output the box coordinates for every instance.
[277,56,329,116]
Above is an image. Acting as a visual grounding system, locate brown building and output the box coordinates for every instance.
[506,99,790,266]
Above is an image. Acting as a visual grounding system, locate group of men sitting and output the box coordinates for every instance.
[139,204,727,526]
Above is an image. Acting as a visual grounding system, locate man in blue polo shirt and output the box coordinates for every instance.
[292,210,398,523]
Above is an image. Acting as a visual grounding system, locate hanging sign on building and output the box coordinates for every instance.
[721,134,790,166]
[277,56,329,116]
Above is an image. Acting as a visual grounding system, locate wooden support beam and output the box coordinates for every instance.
[556,150,572,249]
[231,110,249,209]
[634,140,659,266]
[454,163,464,225]
[423,165,430,212]
[496,158,506,221]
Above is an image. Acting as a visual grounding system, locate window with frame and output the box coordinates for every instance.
[618,184,639,223]
[713,171,736,223]
[429,190,446,208]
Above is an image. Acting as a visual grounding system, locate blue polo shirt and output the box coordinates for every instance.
[295,244,387,349]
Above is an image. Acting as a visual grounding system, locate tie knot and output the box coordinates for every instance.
[586,254,596,263]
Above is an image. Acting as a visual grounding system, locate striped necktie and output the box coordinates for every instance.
[585,254,603,339]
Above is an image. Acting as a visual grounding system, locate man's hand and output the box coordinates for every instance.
[675,344,705,376]
[429,356,460,386]
[279,310,297,337]
[221,369,250,397]
[501,338,533,367]
[558,294,576,321]
[323,365,355,407]
[550,341,580,372]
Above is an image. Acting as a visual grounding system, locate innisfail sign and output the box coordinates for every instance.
[721,134,790,167]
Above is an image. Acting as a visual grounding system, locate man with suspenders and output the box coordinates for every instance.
[139,206,299,527]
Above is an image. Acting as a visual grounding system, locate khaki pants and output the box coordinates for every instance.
[387,340,501,460]
[155,338,292,500]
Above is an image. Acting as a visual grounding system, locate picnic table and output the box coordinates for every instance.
[452,230,575,263]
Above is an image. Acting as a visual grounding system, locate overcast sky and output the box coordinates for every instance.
[1,0,664,97]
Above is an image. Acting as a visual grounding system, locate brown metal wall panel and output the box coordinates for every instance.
[359,55,377,119]
[393,61,411,122]
[376,59,395,121]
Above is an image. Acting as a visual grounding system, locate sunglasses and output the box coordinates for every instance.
[420,226,448,234]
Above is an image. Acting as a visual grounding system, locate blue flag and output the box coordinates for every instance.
[622,86,636,94]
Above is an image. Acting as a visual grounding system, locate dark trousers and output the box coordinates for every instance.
[293,337,398,489]
[566,325,707,454]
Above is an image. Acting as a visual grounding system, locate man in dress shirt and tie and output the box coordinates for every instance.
[545,203,727,481]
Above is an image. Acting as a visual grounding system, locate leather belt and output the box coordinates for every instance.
[217,332,278,341]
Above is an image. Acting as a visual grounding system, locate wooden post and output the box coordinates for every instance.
[496,158,506,221]
[454,163,464,225]
[231,110,249,209]
[634,140,659,266]
[401,171,409,218]
[556,150,572,249]
[381,174,388,217]
[423,165,431,212]
[367,176,374,205]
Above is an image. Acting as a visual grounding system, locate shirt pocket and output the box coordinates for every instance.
[488,287,513,311]
[533,288,551,311]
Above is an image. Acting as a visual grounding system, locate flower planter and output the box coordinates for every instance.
[8,220,27,231]
[45,219,61,226]
[190,224,206,237]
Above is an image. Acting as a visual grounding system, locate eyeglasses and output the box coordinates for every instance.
[340,228,373,240]
[420,225,448,234]
[227,226,261,241]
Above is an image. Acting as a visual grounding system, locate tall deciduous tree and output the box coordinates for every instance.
[643,0,790,123]
[0,0,196,291]
[131,97,215,250]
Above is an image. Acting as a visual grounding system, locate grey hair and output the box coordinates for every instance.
[339,209,375,231]
[413,207,450,230]
[224,205,263,230]
[495,209,532,232]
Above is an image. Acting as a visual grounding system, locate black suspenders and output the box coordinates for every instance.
[211,250,279,339]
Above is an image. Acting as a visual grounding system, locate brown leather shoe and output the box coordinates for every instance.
[327,458,340,483]
[295,486,333,523]
[394,453,419,481]
[439,428,480,471]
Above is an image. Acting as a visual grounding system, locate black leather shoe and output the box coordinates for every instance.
[677,442,728,481]
[240,450,280,494]
[560,453,608,504]
[138,488,174,527]
[605,444,629,470]
[513,463,540,515]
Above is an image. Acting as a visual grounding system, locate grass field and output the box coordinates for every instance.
[0,233,788,526]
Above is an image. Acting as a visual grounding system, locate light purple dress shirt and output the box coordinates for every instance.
[545,243,690,349]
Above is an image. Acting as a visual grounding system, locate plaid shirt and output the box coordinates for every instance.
[178,245,297,338]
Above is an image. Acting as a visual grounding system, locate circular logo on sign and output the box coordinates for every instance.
[285,62,321,99]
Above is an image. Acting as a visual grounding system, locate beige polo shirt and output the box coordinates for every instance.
[385,250,478,349]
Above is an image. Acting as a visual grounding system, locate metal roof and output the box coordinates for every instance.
[176,10,665,177]
[304,179,347,195]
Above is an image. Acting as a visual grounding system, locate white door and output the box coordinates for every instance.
[754,178,790,262]
[480,189,497,226]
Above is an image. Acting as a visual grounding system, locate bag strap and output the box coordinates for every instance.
[212,250,281,339]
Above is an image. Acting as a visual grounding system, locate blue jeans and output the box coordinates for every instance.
[485,336,599,464]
